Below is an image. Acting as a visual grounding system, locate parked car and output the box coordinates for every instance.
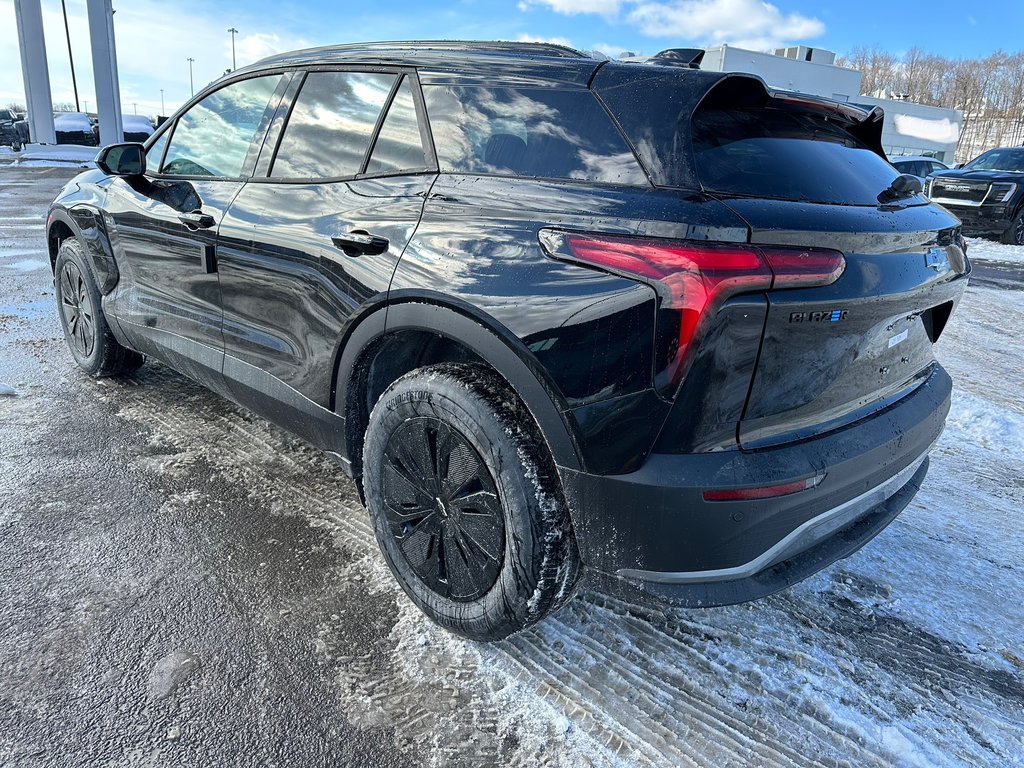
[0,108,25,149]
[925,146,1024,244]
[122,114,154,143]
[891,155,949,182]
[47,41,970,640]
[53,112,98,146]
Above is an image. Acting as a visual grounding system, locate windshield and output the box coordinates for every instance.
[964,148,1024,173]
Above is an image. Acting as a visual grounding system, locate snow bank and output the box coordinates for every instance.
[965,237,1024,264]
[12,143,95,168]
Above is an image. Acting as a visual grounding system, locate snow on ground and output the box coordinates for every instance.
[9,143,96,168]
[965,237,1024,264]
[86,280,1024,767]
[3,167,1022,765]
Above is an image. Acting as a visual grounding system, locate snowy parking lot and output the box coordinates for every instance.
[1,164,1022,767]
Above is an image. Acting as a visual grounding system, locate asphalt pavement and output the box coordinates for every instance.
[2,164,1022,768]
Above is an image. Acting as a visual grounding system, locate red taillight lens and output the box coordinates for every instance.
[761,247,846,288]
[540,230,845,388]
[562,235,772,383]
[703,475,823,501]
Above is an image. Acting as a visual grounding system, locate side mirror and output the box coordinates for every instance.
[95,143,145,176]
[955,163,964,169]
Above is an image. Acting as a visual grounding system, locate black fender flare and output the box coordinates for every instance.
[334,293,584,476]
[47,205,119,294]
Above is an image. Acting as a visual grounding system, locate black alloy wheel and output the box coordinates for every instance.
[382,417,505,602]
[53,238,144,377]
[57,260,96,359]
[363,363,580,641]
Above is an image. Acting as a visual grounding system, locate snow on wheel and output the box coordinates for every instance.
[362,362,580,641]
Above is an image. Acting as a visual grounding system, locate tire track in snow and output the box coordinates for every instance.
[92,362,1024,767]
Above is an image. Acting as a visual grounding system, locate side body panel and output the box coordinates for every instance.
[390,175,752,474]
[216,176,433,450]
[101,175,244,393]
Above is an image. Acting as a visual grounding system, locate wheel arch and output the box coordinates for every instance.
[46,209,78,273]
[47,206,120,293]
[334,292,584,483]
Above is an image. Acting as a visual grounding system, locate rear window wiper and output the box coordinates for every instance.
[878,174,922,204]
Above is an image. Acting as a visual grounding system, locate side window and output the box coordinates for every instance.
[145,127,170,173]
[271,71,396,179]
[422,85,647,185]
[161,74,282,178]
[365,76,430,175]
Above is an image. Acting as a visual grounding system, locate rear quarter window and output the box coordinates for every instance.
[422,85,647,186]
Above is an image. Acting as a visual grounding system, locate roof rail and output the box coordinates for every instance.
[280,39,587,59]
[651,48,705,69]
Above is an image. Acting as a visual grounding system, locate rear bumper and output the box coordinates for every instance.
[940,202,1014,237]
[560,364,951,606]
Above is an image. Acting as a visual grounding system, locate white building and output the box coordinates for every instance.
[701,45,862,103]
[852,96,962,164]
[697,44,963,164]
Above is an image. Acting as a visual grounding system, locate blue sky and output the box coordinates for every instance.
[1,0,1020,117]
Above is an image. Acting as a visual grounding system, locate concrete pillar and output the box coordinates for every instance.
[13,0,56,145]
[86,0,123,146]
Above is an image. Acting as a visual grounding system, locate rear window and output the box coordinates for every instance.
[422,85,647,186]
[696,108,901,205]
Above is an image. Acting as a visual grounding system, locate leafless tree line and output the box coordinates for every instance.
[838,47,1024,161]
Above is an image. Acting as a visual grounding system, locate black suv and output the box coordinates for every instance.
[47,41,969,640]
[0,109,27,150]
[926,146,1024,245]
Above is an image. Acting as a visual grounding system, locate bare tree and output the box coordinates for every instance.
[840,46,1024,162]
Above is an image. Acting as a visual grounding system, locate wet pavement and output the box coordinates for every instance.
[2,165,1022,767]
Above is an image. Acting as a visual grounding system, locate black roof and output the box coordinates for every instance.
[242,40,601,87]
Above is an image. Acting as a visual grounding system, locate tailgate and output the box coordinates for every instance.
[719,198,970,449]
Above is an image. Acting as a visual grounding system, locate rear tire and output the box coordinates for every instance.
[54,238,143,377]
[363,363,580,641]
[1000,210,1024,245]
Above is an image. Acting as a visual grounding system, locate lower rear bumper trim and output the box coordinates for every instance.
[616,447,930,585]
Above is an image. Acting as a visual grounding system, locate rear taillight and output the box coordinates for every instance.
[703,474,824,501]
[539,230,844,388]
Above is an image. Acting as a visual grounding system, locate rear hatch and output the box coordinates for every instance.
[719,199,967,448]
[595,65,970,451]
[688,85,970,447]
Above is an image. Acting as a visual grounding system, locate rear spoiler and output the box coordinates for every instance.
[650,48,706,69]
[770,91,886,159]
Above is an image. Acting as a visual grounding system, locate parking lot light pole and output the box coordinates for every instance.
[61,0,80,112]
[187,57,195,96]
[160,89,164,116]
[228,27,238,71]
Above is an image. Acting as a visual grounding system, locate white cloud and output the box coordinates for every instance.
[519,0,623,16]
[628,0,824,50]
[0,1,309,117]
[517,0,823,51]
[591,42,640,58]
[515,33,576,47]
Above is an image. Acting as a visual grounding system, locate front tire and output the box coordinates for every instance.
[363,363,580,641]
[1000,209,1024,245]
[54,238,143,377]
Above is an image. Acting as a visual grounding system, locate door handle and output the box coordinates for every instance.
[331,231,389,257]
[178,210,215,230]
